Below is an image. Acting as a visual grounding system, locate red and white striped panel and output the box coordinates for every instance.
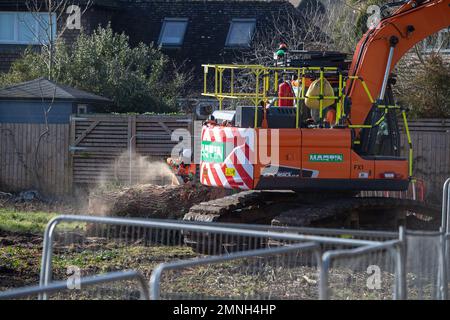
[201,126,255,190]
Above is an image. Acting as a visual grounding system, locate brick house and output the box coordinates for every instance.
[0,0,116,73]
[1,0,448,73]
[0,0,306,77]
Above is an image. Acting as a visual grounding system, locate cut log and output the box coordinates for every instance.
[88,183,229,219]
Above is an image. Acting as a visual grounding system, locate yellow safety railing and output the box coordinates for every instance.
[378,105,413,178]
[202,65,380,128]
[402,109,413,178]
[202,64,344,128]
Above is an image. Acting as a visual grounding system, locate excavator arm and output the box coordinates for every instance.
[347,0,450,126]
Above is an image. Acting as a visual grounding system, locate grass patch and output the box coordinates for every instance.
[0,209,86,235]
[52,245,196,274]
[0,240,198,292]
[0,209,57,234]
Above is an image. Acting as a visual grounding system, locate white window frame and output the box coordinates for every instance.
[0,11,57,45]
[225,18,256,48]
[158,18,188,47]
[77,104,87,114]
[423,27,450,54]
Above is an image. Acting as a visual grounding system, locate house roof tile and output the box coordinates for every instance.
[0,78,112,103]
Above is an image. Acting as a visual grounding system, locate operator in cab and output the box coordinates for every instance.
[325,106,336,127]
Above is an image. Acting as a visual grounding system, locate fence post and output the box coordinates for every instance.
[441,179,450,300]
[149,264,164,300]
[438,230,448,300]
[445,234,449,300]
[443,178,450,234]
[127,116,136,185]
[38,217,60,300]
[396,226,407,300]
[68,116,76,193]
[319,252,331,300]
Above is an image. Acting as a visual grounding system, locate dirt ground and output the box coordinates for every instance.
[0,230,43,290]
[0,216,401,300]
[0,228,320,299]
[0,189,438,300]
[0,226,321,299]
[0,185,223,296]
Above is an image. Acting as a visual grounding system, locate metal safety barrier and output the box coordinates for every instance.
[405,230,448,300]
[319,236,405,300]
[2,178,449,302]
[40,215,381,292]
[197,220,398,242]
[0,271,149,300]
[38,215,390,301]
[149,242,321,300]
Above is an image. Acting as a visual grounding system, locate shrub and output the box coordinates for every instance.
[395,53,450,118]
[0,25,189,113]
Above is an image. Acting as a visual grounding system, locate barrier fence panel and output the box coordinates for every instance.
[319,240,403,300]
[39,215,381,299]
[202,221,398,248]
[7,215,450,300]
[0,271,149,300]
[405,230,446,300]
[150,243,321,300]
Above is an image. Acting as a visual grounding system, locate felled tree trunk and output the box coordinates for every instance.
[88,183,228,219]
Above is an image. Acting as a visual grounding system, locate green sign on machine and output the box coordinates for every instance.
[201,141,225,163]
[309,154,344,163]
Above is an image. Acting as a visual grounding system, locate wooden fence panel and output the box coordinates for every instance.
[1,116,448,201]
[400,119,450,203]
[71,114,190,186]
[0,123,70,195]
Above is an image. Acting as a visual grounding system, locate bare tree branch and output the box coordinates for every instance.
[23,0,91,190]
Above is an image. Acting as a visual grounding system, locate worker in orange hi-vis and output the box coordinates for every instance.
[278,76,295,107]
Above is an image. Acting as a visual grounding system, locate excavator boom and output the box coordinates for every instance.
[348,0,450,126]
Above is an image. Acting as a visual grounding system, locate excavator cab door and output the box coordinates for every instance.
[355,85,408,182]
[357,85,401,158]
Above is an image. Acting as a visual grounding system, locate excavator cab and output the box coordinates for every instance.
[354,80,401,157]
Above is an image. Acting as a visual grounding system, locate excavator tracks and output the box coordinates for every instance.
[182,190,441,253]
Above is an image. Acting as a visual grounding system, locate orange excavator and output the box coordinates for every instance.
[182,0,450,231]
